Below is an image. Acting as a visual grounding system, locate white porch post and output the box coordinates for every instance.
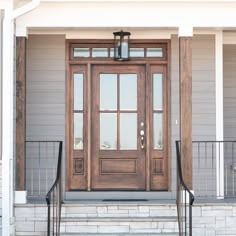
[215,31,224,199]
[2,1,41,235]
[2,6,15,236]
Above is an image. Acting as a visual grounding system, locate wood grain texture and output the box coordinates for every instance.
[16,37,27,191]
[66,40,71,191]
[91,65,146,190]
[179,37,192,189]
[145,63,151,191]
[150,65,169,190]
[66,40,170,191]
[87,63,91,191]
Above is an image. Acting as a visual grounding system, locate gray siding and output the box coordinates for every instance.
[171,35,216,197]
[26,35,65,141]
[0,9,3,231]
[223,45,236,140]
[223,45,236,196]
[0,10,3,160]
[26,35,65,196]
[171,34,216,141]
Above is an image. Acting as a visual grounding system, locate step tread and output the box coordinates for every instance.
[61,216,177,222]
[60,233,179,236]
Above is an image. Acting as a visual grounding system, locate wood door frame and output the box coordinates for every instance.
[66,39,171,191]
[91,64,146,190]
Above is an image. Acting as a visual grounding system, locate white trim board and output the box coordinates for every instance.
[215,31,224,198]
[26,29,218,39]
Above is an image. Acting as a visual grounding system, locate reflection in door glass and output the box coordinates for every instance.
[74,74,83,110]
[154,113,163,150]
[120,74,137,110]
[110,48,114,57]
[100,74,117,110]
[130,48,144,57]
[100,113,117,150]
[120,113,137,150]
[92,48,108,57]
[147,48,163,57]
[74,48,90,57]
[153,74,163,110]
[74,113,83,150]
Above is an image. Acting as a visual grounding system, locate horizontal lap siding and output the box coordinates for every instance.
[26,35,65,196]
[223,45,236,140]
[223,45,236,197]
[171,34,216,141]
[0,9,3,233]
[26,35,65,141]
[171,35,216,197]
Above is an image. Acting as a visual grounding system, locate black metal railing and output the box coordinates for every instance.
[192,141,236,199]
[46,141,63,236]
[26,141,62,199]
[176,141,194,236]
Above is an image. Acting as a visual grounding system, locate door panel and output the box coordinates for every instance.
[91,65,146,190]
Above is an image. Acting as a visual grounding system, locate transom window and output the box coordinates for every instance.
[70,41,167,60]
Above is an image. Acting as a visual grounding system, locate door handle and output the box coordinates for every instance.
[140,130,145,149]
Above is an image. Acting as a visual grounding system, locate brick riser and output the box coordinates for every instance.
[14,203,178,236]
[60,203,178,235]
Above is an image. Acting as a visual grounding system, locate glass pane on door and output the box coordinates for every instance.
[74,113,83,150]
[153,73,163,110]
[120,74,137,110]
[153,113,163,150]
[120,113,137,150]
[100,113,117,150]
[74,74,83,110]
[100,74,117,111]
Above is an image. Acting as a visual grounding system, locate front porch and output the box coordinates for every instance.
[2,0,236,235]
[12,32,236,236]
[18,32,232,201]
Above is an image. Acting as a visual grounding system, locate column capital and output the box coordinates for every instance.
[16,26,28,38]
[178,25,193,37]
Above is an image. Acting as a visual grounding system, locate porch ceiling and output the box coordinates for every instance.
[14,1,236,38]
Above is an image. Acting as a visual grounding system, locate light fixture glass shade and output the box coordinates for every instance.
[113,31,131,61]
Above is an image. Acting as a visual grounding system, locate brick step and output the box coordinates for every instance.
[61,216,177,222]
[62,203,177,218]
[61,233,179,236]
[60,216,178,234]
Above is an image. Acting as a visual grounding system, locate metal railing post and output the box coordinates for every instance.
[176,141,194,236]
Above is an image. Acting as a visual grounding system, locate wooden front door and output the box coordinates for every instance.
[91,65,146,190]
[66,40,170,192]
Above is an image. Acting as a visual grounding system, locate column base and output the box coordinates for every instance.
[15,191,27,204]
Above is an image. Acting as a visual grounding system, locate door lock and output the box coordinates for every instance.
[140,130,145,149]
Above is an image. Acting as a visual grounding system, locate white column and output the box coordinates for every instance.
[215,31,224,199]
[178,25,193,37]
[2,2,41,235]
[2,7,15,236]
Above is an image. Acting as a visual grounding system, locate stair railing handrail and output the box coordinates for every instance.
[46,141,63,236]
[176,140,194,236]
